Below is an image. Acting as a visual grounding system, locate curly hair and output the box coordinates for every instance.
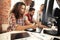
[11,2,26,19]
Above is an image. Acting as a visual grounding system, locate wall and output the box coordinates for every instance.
[0,0,11,31]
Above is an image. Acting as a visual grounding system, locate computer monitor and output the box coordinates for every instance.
[42,0,54,26]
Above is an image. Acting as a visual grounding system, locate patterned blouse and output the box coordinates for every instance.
[8,13,26,31]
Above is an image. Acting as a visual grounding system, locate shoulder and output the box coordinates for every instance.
[10,13,15,16]
[25,13,29,17]
[10,13,14,15]
[9,13,16,20]
[25,13,28,15]
[24,15,28,20]
[24,15,28,19]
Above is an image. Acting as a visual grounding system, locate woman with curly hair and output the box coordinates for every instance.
[7,2,36,31]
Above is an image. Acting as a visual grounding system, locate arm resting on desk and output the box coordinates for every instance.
[15,24,37,31]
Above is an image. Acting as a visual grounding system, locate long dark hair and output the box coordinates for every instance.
[11,2,26,19]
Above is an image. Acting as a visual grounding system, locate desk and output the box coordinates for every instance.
[0,31,60,40]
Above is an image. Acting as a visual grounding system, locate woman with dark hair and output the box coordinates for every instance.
[8,2,36,31]
[35,4,47,33]
[37,4,45,22]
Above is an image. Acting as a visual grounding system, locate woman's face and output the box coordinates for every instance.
[40,5,44,11]
[18,5,26,15]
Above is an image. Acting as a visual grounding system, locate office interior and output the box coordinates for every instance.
[0,0,60,40]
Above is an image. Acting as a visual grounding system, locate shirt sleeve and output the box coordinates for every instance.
[7,13,16,31]
[24,16,31,25]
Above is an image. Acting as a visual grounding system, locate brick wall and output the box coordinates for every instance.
[0,0,11,31]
